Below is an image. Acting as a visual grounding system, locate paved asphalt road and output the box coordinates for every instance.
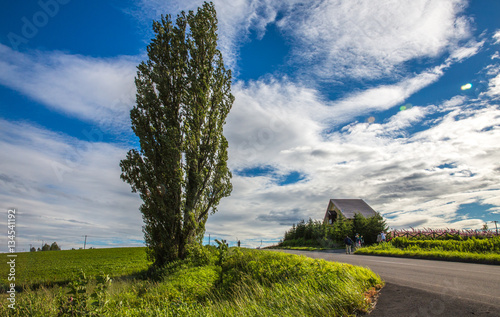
[276,250,500,316]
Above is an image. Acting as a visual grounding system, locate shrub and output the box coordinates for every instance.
[186,244,217,267]
[57,270,111,316]
[280,214,387,247]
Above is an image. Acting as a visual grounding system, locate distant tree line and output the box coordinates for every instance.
[280,213,387,248]
[30,242,61,252]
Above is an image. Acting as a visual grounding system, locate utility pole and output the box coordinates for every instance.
[208,234,210,246]
[83,235,87,249]
[492,221,499,235]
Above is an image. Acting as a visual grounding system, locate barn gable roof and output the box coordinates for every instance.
[326,199,377,220]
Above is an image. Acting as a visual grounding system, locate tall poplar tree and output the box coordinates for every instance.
[120,2,233,266]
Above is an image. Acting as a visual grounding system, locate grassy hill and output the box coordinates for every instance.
[1,246,383,316]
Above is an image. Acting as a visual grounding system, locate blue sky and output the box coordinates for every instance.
[1,0,500,251]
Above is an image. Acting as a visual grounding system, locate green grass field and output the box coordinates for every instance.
[0,246,383,316]
[0,247,151,289]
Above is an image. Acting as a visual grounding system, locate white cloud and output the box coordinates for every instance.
[133,0,282,72]
[276,0,473,80]
[226,79,326,168]
[136,0,476,82]
[487,69,500,97]
[449,39,484,61]
[493,29,500,44]
[0,44,137,130]
[325,39,485,123]
[2,81,499,249]
[328,67,444,122]
[219,78,500,241]
[0,119,143,252]
[226,66,449,170]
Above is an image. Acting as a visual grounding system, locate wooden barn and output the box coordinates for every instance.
[323,199,377,225]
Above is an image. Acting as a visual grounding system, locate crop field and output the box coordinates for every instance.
[389,236,500,252]
[0,246,383,316]
[0,247,151,289]
[390,228,499,240]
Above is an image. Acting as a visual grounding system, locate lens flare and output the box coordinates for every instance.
[399,103,412,111]
[367,116,375,123]
[461,83,472,90]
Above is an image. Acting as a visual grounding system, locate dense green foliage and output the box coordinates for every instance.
[281,214,387,248]
[356,237,500,264]
[120,2,233,266]
[1,247,383,316]
[40,242,61,251]
[0,248,151,290]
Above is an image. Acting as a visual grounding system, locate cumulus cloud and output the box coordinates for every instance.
[135,0,476,83]
[217,77,500,242]
[0,44,137,130]
[277,0,473,80]
[0,119,143,252]
[226,80,326,168]
[2,74,498,249]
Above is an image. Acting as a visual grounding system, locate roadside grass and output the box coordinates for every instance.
[266,238,344,251]
[1,247,383,316]
[276,237,340,249]
[265,245,332,251]
[355,238,500,265]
